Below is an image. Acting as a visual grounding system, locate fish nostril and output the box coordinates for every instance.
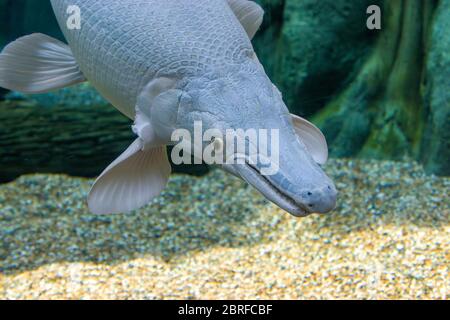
[307,191,312,196]
[308,203,314,208]
[327,185,331,190]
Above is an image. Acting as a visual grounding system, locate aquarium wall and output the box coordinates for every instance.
[254,0,450,176]
[0,0,449,181]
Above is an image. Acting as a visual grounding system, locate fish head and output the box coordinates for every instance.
[180,62,337,217]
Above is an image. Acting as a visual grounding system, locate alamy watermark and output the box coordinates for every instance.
[66,5,81,30]
[65,4,382,31]
[62,2,382,176]
[367,5,381,30]
[170,121,280,176]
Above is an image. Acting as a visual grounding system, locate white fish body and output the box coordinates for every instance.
[0,0,334,216]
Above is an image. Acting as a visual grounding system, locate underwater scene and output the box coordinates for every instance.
[0,0,448,300]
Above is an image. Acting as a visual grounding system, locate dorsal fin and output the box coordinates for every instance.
[227,0,264,39]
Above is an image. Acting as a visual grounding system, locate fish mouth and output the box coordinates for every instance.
[235,161,312,217]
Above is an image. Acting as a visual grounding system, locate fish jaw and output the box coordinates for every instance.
[227,163,336,217]
[222,147,337,218]
[232,162,311,217]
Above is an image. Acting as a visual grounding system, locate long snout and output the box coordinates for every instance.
[260,163,337,216]
[227,157,337,217]
[225,137,337,217]
[306,183,337,213]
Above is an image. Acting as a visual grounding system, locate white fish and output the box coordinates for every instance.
[0,0,337,216]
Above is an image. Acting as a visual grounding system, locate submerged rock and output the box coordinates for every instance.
[421,0,450,175]
[255,0,379,116]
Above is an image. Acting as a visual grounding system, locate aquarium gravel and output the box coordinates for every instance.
[0,159,448,299]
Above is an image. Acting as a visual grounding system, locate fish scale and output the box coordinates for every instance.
[50,0,252,118]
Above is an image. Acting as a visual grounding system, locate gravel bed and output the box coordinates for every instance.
[0,159,448,299]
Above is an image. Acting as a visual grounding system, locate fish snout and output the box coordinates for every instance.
[302,183,337,214]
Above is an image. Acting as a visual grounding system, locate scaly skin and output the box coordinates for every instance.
[50,0,252,119]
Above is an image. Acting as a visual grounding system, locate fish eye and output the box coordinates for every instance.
[213,137,224,152]
[246,50,257,60]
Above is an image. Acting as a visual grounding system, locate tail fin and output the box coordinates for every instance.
[0,33,85,94]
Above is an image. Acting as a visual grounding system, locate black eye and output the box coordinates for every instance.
[213,138,224,151]
[246,50,257,60]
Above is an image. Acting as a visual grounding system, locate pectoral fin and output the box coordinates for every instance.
[291,114,329,165]
[88,139,171,215]
[0,33,86,93]
[227,0,264,39]
[133,78,182,146]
